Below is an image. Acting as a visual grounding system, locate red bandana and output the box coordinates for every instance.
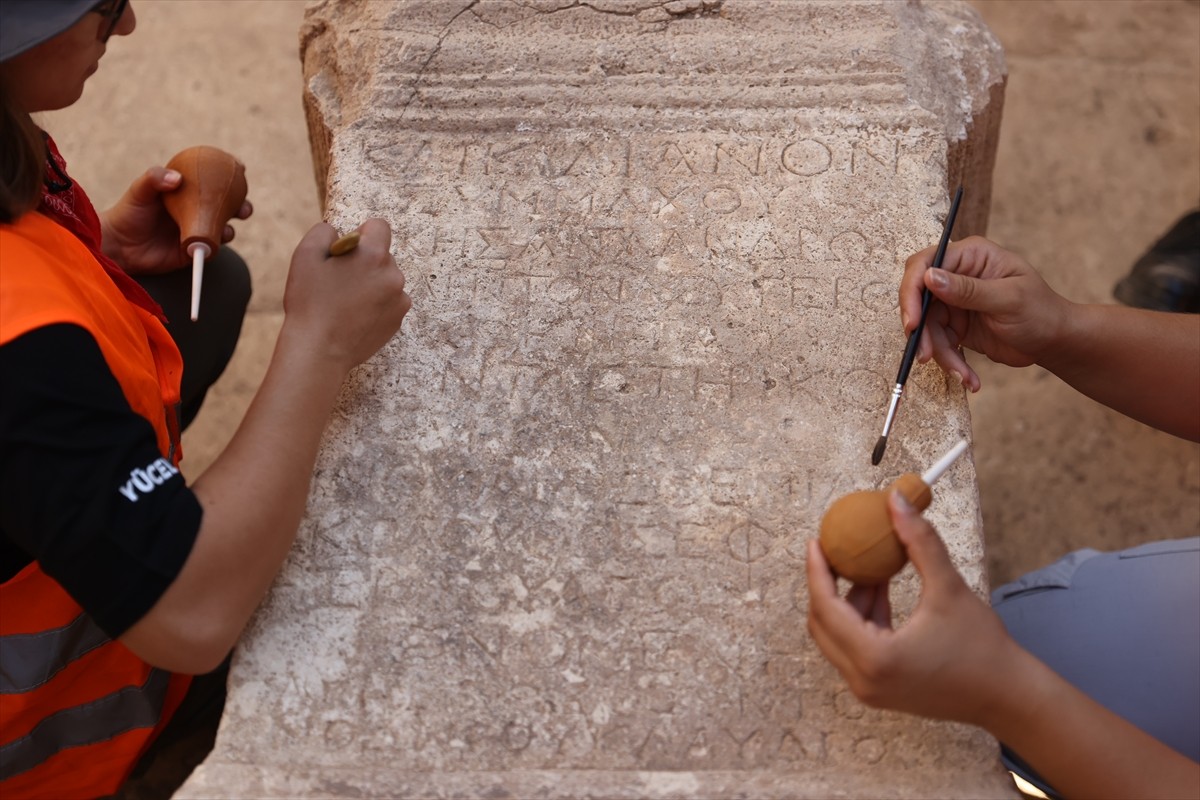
[37,135,167,323]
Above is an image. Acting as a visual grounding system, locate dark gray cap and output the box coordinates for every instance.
[0,1,97,62]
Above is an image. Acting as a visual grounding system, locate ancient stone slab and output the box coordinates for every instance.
[180,1,1010,797]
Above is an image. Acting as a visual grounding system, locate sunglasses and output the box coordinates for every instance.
[92,0,129,42]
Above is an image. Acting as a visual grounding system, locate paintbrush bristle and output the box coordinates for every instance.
[871,436,887,466]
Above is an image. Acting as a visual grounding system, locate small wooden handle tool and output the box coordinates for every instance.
[329,230,360,256]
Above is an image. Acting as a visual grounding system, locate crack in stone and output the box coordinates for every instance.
[540,0,725,19]
[400,0,482,120]
[470,0,725,29]
[399,0,724,117]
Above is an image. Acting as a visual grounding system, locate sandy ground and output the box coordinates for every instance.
[42,0,1199,590]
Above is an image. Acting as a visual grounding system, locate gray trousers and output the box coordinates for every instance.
[992,537,1200,796]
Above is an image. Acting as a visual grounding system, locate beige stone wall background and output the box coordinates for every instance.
[43,0,1198,591]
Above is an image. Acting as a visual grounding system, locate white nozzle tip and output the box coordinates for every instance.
[921,439,969,486]
[186,242,212,259]
[189,248,206,322]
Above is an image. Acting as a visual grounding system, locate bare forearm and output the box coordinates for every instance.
[191,327,344,596]
[122,325,349,671]
[1041,303,1200,441]
[984,645,1200,799]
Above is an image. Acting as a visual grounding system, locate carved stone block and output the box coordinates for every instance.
[179,1,1010,797]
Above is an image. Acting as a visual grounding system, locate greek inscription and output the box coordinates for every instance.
[328,568,371,608]
[636,724,676,765]
[369,134,921,185]
[555,722,596,760]
[705,224,789,261]
[654,229,693,258]
[710,468,743,506]
[686,729,710,760]
[658,142,698,175]
[574,271,622,303]
[632,523,675,556]
[713,141,765,176]
[746,181,789,213]
[674,522,715,559]
[777,729,828,763]
[859,280,897,312]
[602,188,641,215]
[503,721,533,752]
[708,468,802,508]
[578,226,637,256]
[653,184,691,214]
[727,521,773,563]
[393,224,442,258]
[519,232,557,261]
[645,274,722,309]
[855,736,887,765]
[498,185,543,217]
[702,185,742,214]
[485,141,533,175]
[850,137,899,175]
[780,139,833,176]
[541,142,601,178]
[723,726,766,762]
[834,688,866,720]
[284,114,978,781]
[558,186,597,215]
[324,720,355,749]
[381,139,443,178]
[475,227,520,260]
[830,230,869,262]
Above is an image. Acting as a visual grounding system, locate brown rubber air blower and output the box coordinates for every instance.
[161,146,248,321]
[819,440,968,584]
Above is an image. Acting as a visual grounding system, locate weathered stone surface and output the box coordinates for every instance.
[180,1,1009,797]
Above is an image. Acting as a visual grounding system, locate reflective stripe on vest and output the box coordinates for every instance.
[1,212,192,798]
[0,614,110,694]
[0,669,170,782]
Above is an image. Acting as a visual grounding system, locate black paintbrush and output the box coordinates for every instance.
[872,186,963,466]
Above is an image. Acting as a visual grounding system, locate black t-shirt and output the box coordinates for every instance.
[0,324,202,638]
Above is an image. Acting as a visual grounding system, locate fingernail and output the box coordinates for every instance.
[164,169,181,183]
[929,270,948,289]
[890,490,912,512]
[952,370,967,386]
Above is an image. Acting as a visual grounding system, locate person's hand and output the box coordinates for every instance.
[806,491,1019,726]
[100,166,252,275]
[900,236,1073,392]
[280,219,412,373]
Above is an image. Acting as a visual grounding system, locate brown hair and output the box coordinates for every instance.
[0,83,46,223]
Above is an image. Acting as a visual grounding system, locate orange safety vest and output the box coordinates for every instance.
[0,212,192,799]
